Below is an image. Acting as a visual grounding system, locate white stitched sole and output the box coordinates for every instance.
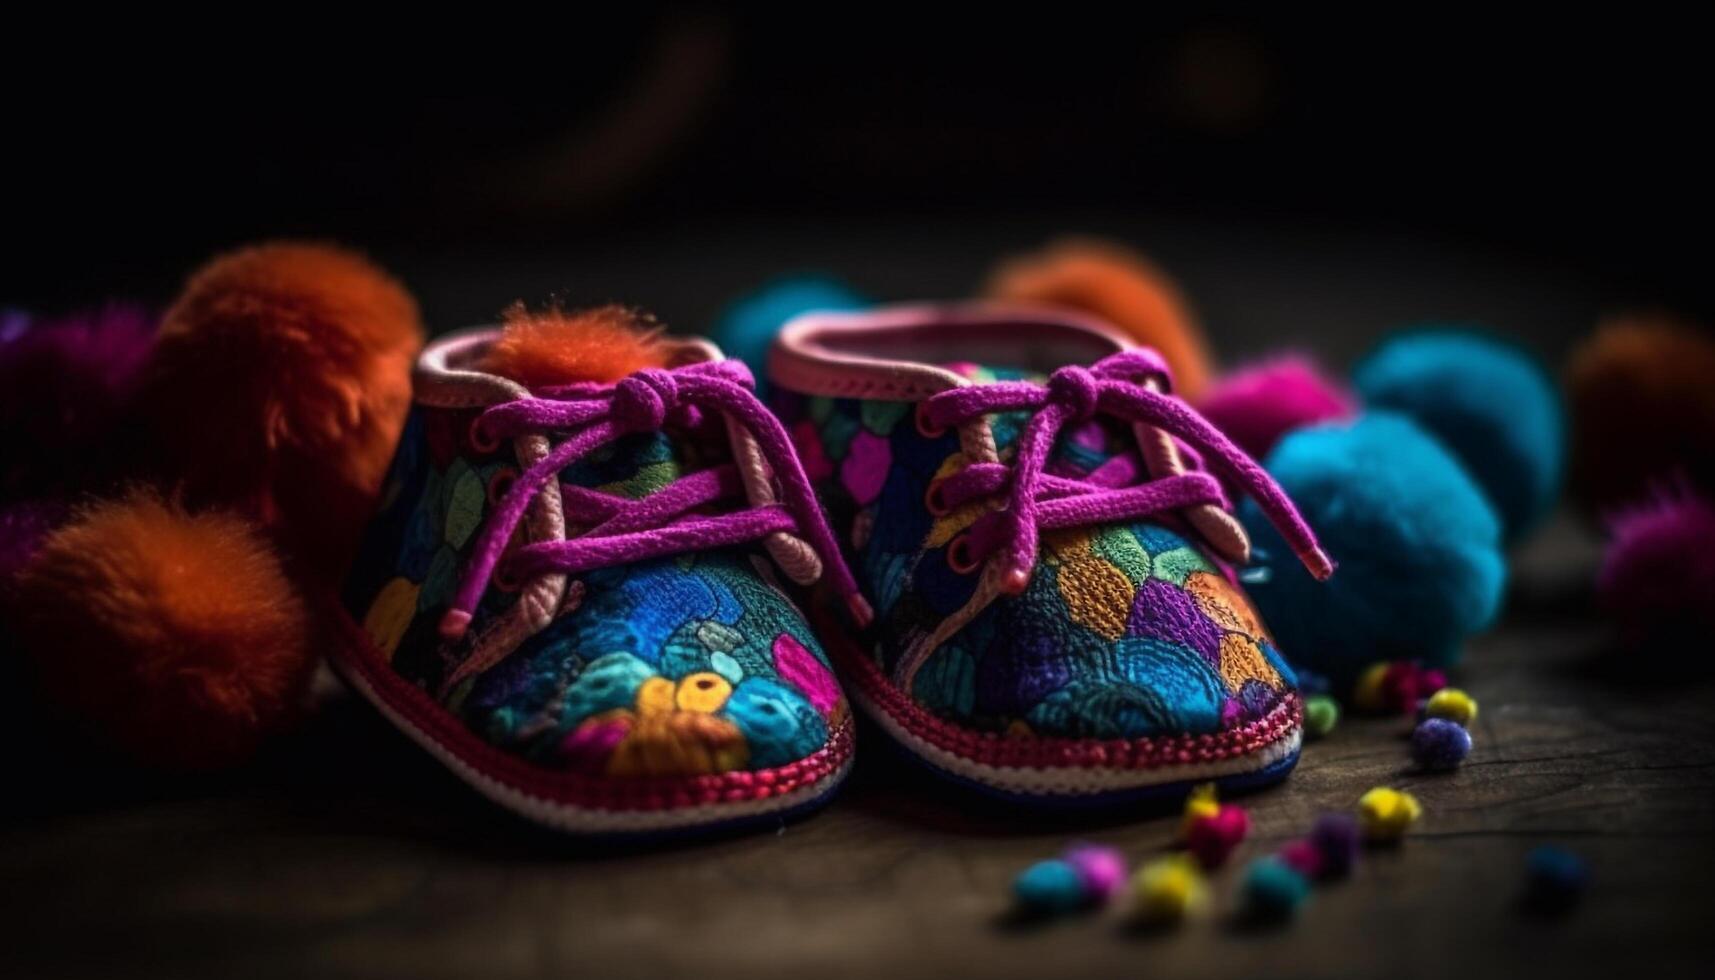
[849,684,1301,798]
[335,659,852,834]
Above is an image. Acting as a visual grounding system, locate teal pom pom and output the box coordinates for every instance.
[1354,329,1563,542]
[1240,413,1506,684]
[1013,859,1087,913]
[708,276,867,393]
[1241,857,1311,919]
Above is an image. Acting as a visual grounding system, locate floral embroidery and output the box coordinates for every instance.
[778,374,1294,740]
[343,407,847,778]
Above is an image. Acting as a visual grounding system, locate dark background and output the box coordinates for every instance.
[5,13,1715,978]
[4,9,1711,355]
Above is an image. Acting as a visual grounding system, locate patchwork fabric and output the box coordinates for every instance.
[773,364,1296,741]
[342,405,846,778]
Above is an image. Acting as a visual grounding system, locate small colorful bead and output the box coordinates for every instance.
[1354,660,1446,715]
[1411,717,1473,771]
[1357,787,1422,841]
[1276,839,1325,879]
[1185,803,1250,869]
[1424,687,1478,726]
[1309,812,1361,878]
[1180,782,1219,833]
[1013,859,1087,913]
[1303,695,1340,738]
[1525,846,1589,912]
[1241,857,1311,919]
[1063,844,1127,904]
[1130,855,1208,924]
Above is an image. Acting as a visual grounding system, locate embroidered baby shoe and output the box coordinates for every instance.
[334,307,871,834]
[768,304,1333,803]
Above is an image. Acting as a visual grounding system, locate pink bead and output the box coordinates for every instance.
[1186,804,1250,869]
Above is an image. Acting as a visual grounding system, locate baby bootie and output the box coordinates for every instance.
[768,304,1332,803]
[334,306,869,834]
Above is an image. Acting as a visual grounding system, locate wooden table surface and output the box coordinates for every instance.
[4,223,1713,978]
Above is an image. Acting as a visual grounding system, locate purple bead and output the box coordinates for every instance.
[1411,717,1473,771]
[1063,844,1127,903]
[1309,812,1361,878]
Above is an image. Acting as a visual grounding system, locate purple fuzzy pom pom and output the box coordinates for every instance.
[0,304,155,496]
[0,499,69,580]
[1411,717,1473,771]
[1198,355,1357,459]
[1309,812,1361,879]
[1598,486,1715,654]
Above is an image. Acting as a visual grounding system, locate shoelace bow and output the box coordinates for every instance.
[438,360,872,641]
[921,348,1335,595]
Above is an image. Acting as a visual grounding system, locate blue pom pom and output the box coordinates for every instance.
[1240,413,1506,683]
[1410,717,1473,770]
[707,276,867,394]
[1241,857,1311,919]
[1354,329,1564,542]
[1013,859,1087,913]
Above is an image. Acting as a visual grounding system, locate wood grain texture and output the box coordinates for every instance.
[2,512,1712,979]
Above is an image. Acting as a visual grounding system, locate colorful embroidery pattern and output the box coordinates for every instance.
[342,406,846,777]
[774,370,1295,741]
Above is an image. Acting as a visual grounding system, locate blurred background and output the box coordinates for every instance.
[4,9,1711,358]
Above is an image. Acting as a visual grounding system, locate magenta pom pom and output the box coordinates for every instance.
[1598,487,1715,655]
[1198,354,1357,459]
[1185,803,1250,869]
[0,304,155,496]
[1063,843,1128,903]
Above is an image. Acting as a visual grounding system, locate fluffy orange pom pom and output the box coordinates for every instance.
[480,303,666,388]
[1567,314,1715,514]
[142,242,424,580]
[8,492,314,770]
[984,238,1214,400]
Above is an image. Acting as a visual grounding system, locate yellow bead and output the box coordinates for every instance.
[1352,662,1391,713]
[1357,787,1422,841]
[1130,856,1208,923]
[1425,688,1478,726]
[675,672,733,713]
[1181,782,1220,839]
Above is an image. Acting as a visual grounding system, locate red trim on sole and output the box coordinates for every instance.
[322,594,856,814]
[817,607,1301,774]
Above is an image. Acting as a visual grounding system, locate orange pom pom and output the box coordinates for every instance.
[481,303,666,388]
[142,242,424,580]
[1567,314,1715,514]
[984,238,1214,400]
[8,492,314,770]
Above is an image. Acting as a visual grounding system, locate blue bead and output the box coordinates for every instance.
[1411,717,1473,770]
[1525,846,1589,911]
[1242,857,1310,918]
[1013,859,1086,913]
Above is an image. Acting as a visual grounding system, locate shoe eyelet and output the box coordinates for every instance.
[486,467,518,507]
[947,533,980,575]
[468,415,502,454]
[924,479,952,516]
[914,402,947,439]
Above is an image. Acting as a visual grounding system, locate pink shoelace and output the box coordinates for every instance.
[920,349,1335,595]
[438,360,872,641]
